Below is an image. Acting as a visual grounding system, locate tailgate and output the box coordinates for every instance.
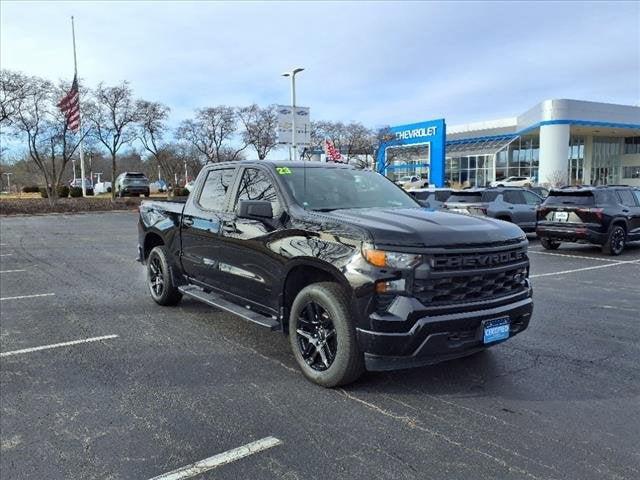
[537,191,602,225]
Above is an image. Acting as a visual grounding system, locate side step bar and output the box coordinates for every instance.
[178,285,280,331]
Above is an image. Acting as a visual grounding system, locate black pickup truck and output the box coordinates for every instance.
[138,161,533,387]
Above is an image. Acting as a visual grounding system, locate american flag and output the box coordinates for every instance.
[323,139,343,162]
[58,75,81,132]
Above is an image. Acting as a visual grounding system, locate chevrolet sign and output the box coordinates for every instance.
[431,249,527,269]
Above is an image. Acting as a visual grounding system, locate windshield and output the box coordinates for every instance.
[279,167,419,211]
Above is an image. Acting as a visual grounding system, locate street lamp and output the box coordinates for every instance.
[282,67,304,160]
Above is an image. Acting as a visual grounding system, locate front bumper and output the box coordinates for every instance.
[357,291,533,371]
[536,224,607,244]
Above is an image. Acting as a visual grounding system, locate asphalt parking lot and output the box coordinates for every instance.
[1,211,639,480]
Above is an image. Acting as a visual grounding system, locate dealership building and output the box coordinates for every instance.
[376,99,640,187]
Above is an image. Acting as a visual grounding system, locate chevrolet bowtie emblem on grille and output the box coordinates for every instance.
[432,249,526,269]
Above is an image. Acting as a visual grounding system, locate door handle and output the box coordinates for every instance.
[622,209,630,213]
[182,217,194,228]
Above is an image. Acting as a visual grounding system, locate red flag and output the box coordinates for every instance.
[323,139,343,162]
[58,75,80,132]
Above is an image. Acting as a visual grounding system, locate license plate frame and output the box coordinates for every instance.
[554,211,569,222]
[482,317,510,344]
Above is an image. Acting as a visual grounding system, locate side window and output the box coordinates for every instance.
[523,191,541,205]
[503,190,525,204]
[617,189,637,207]
[235,168,282,216]
[634,190,640,205]
[198,168,235,211]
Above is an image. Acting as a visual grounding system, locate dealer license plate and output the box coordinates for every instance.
[554,211,569,222]
[483,317,510,344]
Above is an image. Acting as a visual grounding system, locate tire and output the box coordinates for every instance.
[602,224,626,256]
[289,282,364,387]
[147,246,182,306]
[540,237,561,250]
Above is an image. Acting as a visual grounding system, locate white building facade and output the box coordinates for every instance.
[445,99,640,187]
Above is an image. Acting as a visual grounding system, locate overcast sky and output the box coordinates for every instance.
[2,0,639,129]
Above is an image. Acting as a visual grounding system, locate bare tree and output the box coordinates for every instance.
[136,99,175,182]
[544,169,567,188]
[371,126,396,172]
[177,106,247,163]
[12,76,86,204]
[0,70,30,126]
[85,81,138,199]
[237,104,278,160]
[342,122,373,165]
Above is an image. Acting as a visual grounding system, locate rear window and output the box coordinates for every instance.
[447,191,483,203]
[544,191,595,206]
[481,191,499,202]
[435,191,452,202]
[410,191,429,201]
[125,173,146,178]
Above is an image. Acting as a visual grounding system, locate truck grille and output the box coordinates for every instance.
[414,265,528,305]
[413,246,529,306]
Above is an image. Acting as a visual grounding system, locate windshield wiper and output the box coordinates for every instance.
[311,208,339,212]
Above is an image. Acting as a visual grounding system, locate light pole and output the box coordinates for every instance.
[282,67,304,160]
[2,173,13,193]
[72,159,77,182]
[184,160,188,185]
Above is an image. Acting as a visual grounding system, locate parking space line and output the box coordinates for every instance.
[530,260,639,278]
[0,334,119,357]
[0,269,27,274]
[148,436,282,480]
[0,293,55,301]
[528,250,637,263]
[0,253,13,257]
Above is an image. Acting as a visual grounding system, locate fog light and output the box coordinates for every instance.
[375,279,406,293]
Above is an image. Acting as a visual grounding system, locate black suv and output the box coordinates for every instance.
[536,186,640,255]
[443,188,543,232]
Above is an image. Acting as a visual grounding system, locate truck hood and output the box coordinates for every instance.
[320,207,525,249]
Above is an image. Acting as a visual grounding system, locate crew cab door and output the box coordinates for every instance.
[180,167,237,287]
[503,190,539,231]
[215,166,287,313]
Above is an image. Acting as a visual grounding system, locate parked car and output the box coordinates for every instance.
[444,187,543,232]
[490,176,535,188]
[408,188,453,209]
[115,172,150,197]
[94,181,112,195]
[528,186,549,198]
[395,175,428,190]
[149,180,168,193]
[69,178,94,195]
[138,161,533,387]
[536,186,640,255]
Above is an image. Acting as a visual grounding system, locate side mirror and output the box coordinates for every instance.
[238,200,273,219]
[416,199,428,207]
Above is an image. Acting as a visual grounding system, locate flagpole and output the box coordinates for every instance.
[71,16,87,197]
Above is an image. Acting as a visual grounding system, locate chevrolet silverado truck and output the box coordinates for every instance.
[138,161,533,387]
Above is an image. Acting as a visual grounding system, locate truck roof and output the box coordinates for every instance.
[211,160,355,169]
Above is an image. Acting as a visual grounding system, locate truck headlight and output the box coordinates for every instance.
[362,246,422,269]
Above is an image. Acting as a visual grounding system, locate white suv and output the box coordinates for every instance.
[490,176,535,188]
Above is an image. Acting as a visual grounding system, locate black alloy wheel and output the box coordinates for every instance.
[603,225,626,256]
[295,301,338,371]
[146,246,182,306]
[148,255,164,298]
